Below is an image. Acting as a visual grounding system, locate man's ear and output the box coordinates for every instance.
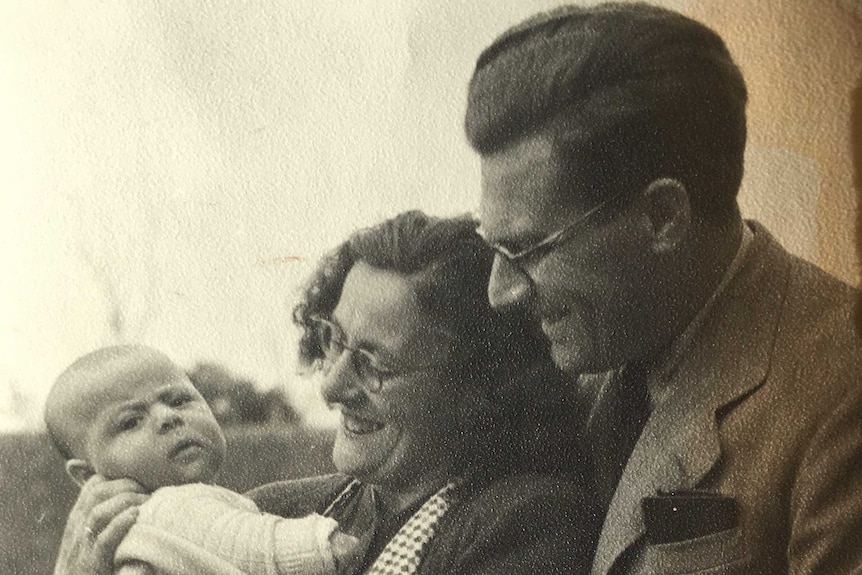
[641,178,691,253]
[65,459,95,487]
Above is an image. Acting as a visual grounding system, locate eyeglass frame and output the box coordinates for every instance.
[479,186,636,274]
[308,315,445,393]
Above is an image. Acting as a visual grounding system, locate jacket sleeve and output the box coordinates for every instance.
[424,474,598,575]
[789,365,862,574]
[247,474,353,519]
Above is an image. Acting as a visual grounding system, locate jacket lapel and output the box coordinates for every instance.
[591,223,792,575]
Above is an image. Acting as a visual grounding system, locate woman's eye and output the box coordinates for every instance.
[359,356,395,381]
[363,364,385,381]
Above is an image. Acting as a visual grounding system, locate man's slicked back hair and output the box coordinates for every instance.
[465,2,748,220]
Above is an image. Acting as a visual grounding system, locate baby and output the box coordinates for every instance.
[45,344,366,575]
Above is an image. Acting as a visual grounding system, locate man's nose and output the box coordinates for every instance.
[155,405,184,433]
[488,254,533,310]
[320,353,366,407]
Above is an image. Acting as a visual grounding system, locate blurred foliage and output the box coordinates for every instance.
[186,362,299,426]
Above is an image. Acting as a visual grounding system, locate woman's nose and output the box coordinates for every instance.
[154,405,184,433]
[320,353,366,407]
[488,254,533,310]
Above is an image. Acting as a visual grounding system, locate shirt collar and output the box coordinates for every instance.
[646,222,754,407]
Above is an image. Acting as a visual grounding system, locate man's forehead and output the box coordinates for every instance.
[478,134,573,239]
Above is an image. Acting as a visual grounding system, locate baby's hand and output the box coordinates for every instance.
[54,475,149,575]
[331,501,374,575]
[330,530,369,575]
[330,491,375,574]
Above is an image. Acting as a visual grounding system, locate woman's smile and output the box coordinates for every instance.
[320,263,461,489]
[342,411,384,435]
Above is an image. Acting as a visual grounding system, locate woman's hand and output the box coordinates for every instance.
[54,475,149,575]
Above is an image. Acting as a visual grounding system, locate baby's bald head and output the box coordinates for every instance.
[45,345,183,461]
[46,345,225,490]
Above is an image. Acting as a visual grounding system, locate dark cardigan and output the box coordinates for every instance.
[248,472,597,575]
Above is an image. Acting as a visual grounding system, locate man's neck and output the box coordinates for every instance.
[674,216,744,334]
[698,216,744,296]
[644,217,748,404]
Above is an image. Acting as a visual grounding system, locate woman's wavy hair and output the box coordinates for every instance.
[294,211,582,474]
[293,211,551,402]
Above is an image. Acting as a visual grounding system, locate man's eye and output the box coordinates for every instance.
[494,240,527,258]
[501,240,523,253]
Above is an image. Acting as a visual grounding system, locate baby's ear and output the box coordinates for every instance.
[65,459,95,487]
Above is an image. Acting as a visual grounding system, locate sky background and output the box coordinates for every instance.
[2,0,859,430]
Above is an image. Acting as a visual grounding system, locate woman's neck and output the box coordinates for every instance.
[372,465,463,523]
[358,468,464,566]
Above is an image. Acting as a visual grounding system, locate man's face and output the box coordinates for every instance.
[479,133,653,373]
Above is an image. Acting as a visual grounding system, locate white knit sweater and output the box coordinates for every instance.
[114,483,339,575]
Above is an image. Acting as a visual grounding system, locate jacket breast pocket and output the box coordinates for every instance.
[640,527,749,574]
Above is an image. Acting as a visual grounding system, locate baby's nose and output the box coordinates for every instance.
[155,405,184,433]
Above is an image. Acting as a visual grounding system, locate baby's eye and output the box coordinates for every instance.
[117,415,142,432]
[168,394,193,408]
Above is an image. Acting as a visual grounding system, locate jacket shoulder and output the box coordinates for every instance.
[770,243,861,389]
[744,224,861,392]
[246,473,352,518]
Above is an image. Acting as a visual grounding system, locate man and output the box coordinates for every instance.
[466,3,862,574]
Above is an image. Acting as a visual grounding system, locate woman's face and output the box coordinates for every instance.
[319,262,461,490]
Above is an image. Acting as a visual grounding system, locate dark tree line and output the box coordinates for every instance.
[187,362,299,426]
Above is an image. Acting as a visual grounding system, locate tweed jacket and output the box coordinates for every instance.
[592,222,862,575]
[248,472,597,575]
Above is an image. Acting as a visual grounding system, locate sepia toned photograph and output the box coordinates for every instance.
[2,1,861,574]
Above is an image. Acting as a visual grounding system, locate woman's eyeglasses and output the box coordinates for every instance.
[310,316,441,393]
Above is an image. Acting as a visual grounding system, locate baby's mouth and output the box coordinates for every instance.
[169,438,205,458]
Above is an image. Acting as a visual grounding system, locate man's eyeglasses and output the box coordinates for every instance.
[310,316,440,393]
[481,187,632,272]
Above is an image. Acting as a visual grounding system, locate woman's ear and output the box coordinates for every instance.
[65,459,95,487]
[641,178,691,253]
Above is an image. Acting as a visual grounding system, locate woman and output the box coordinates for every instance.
[55,211,596,575]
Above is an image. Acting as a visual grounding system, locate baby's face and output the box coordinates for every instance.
[83,356,226,491]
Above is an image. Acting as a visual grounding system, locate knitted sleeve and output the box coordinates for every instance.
[116,483,340,575]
